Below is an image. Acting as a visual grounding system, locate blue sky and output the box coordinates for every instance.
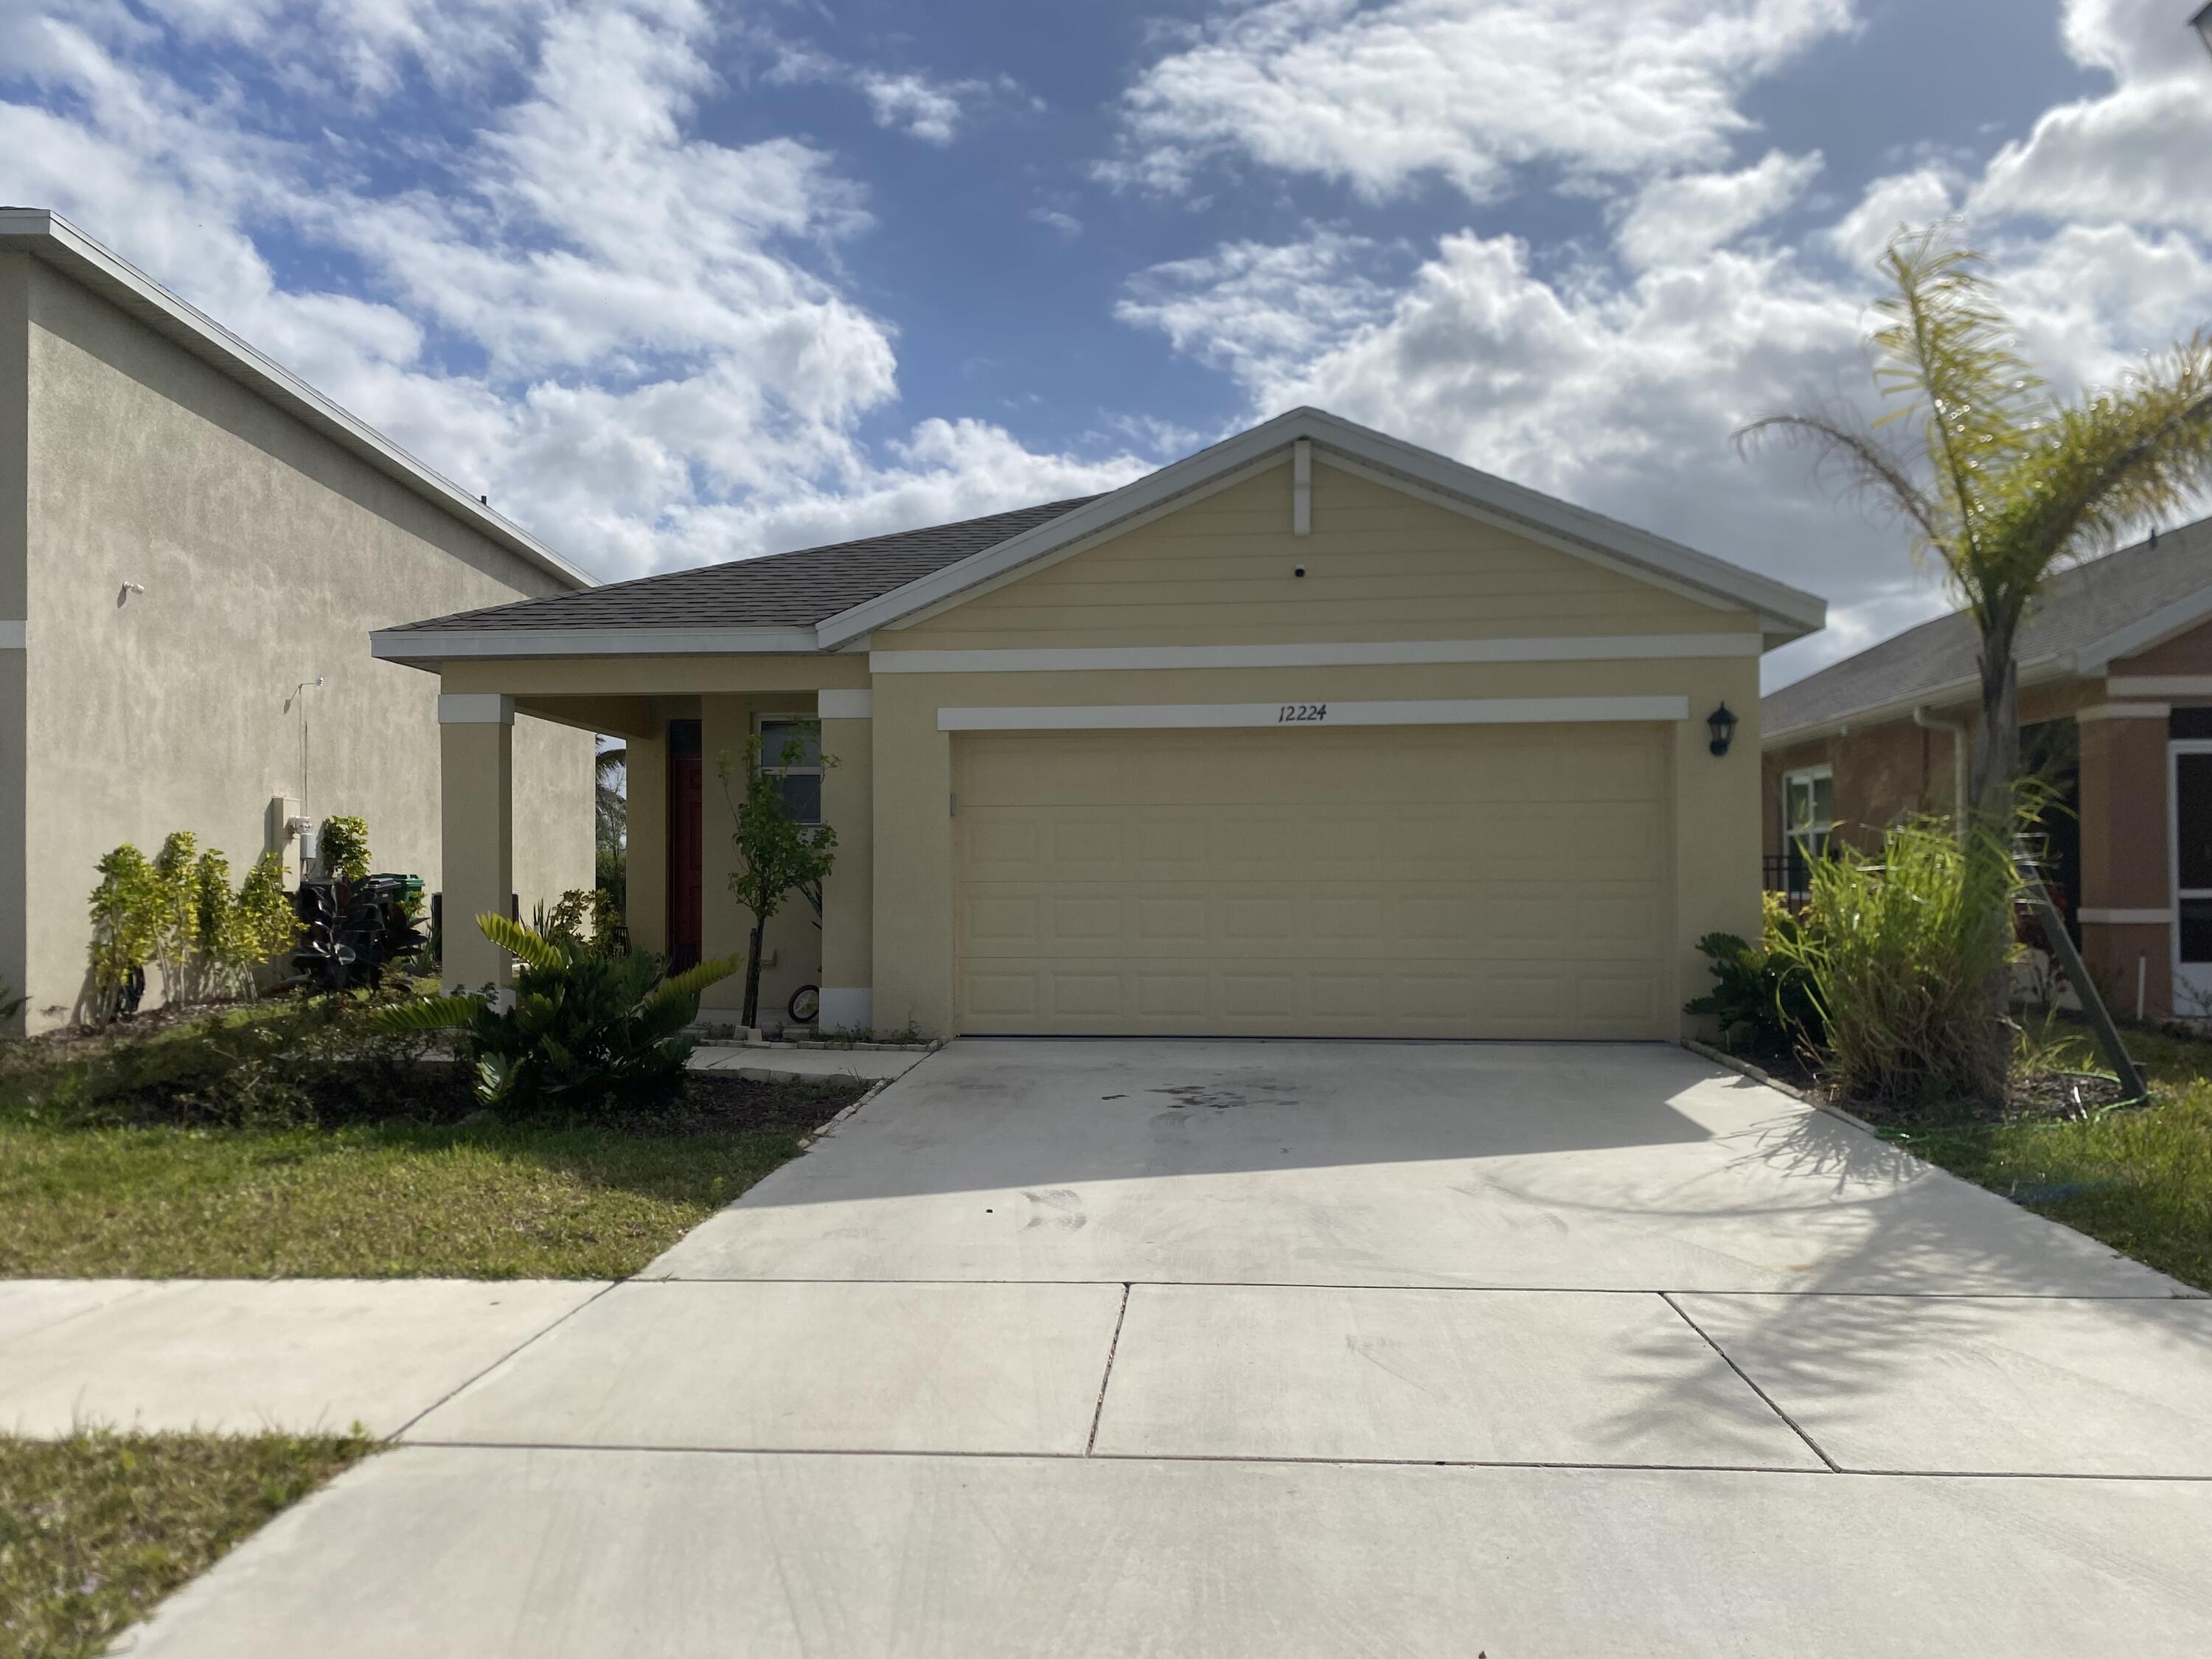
[3,0,2208,686]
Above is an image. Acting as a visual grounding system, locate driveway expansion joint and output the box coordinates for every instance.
[1085,1284,1132,1455]
[387,1277,625,1443]
[1659,1290,1842,1472]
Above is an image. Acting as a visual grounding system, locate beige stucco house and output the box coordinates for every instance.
[1763,515,2212,1023]
[0,209,596,1029]
[381,409,1823,1040]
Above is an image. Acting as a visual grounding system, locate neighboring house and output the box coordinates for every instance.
[378,408,1825,1040]
[1761,514,2212,1023]
[0,209,596,1030]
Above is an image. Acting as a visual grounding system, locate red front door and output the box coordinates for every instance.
[667,719,703,970]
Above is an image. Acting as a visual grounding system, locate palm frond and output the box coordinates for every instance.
[1733,414,1944,548]
[653,952,745,1008]
[1869,224,2043,548]
[369,994,486,1033]
[477,912,568,973]
[1997,331,2212,575]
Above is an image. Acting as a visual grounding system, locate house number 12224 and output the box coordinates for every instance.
[1277,703,1328,723]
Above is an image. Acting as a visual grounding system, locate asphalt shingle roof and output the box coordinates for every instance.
[1763,516,2212,737]
[388,496,1100,633]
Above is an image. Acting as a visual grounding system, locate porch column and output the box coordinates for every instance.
[439,692,513,995]
[2076,701,2170,1020]
[819,690,875,1033]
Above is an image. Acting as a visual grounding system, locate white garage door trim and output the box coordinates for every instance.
[939,695,1689,732]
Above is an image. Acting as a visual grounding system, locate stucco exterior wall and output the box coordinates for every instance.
[10,253,592,1026]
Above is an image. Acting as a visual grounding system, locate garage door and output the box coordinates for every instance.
[953,723,1671,1038]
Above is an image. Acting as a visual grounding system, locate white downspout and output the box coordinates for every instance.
[1913,705,1970,840]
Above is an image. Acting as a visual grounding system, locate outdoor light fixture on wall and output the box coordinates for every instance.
[1706,703,1738,757]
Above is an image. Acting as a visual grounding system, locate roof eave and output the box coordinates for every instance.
[1761,653,2079,749]
[0,207,592,593]
[369,624,827,667]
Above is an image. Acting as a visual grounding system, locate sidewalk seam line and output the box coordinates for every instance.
[1659,1290,1841,1473]
[1085,1284,1132,1455]
[389,1278,625,1443]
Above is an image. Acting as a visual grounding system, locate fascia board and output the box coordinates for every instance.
[369,625,821,662]
[0,208,593,593]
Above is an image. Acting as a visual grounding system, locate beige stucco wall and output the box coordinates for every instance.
[7,252,592,1027]
[900,459,1729,648]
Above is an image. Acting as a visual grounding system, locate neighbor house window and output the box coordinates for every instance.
[1782,765,1834,861]
[757,715,823,824]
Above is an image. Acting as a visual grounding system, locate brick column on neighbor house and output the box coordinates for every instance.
[2076,700,2171,1021]
[438,692,514,996]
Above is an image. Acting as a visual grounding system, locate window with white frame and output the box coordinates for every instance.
[1782,765,1834,859]
[757,715,823,824]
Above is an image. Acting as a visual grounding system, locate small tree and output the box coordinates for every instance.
[717,731,838,1030]
[184,848,235,1004]
[319,815,371,883]
[147,831,200,1001]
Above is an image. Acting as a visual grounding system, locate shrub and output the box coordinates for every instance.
[374,914,739,1117]
[319,815,371,883]
[1771,815,2021,1106]
[1685,894,1822,1058]
[84,841,302,1021]
[719,731,838,1029]
[87,846,161,1023]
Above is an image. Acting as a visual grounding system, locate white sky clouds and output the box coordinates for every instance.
[0,0,2205,691]
[0,0,1137,580]
[1105,0,1854,200]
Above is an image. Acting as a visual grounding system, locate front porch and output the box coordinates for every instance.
[434,655,877,1034]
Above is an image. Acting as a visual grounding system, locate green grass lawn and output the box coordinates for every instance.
[0,1115,826,1279]
[1879,1021,2212,1293]
[0,1005,869,1278]
[0,1430,373,1659]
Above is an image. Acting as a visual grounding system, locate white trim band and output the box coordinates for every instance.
[877,633,1759,675]
[2109,676,2212,698]
[2079,908,2172,926]
[0,621,24,650]
[437,694,514,726]
[938,695,1691,733]
[819,689,873,720]
[2077,702,2171,723]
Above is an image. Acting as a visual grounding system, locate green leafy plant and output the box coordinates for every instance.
[147,832,201,1001]
[1685,896,1822,1058]
[717,731,838,1029]
[319,815,371,883]
[226,852,302,992]
[1770,815,2024,1106]
[86,845,161,1023]
[373,914,739,1116]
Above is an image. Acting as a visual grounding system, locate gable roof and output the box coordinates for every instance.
[0,208,591,593]
[1763,513,2212,742]
[375,406,1825,664]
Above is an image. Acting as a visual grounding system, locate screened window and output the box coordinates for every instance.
[758,717,823,825]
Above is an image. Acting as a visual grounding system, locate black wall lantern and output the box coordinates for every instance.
[1706,702,1738,757]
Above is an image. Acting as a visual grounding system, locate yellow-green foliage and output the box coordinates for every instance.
[319,815,371,883]
[86,846,161,1021]
[84,843,301,1020]
[1775,816,2020,1105]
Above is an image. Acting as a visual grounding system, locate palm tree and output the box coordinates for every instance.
[1741,224,2212,829]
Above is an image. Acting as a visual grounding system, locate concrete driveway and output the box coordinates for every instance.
[122,1040,2212,1656]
